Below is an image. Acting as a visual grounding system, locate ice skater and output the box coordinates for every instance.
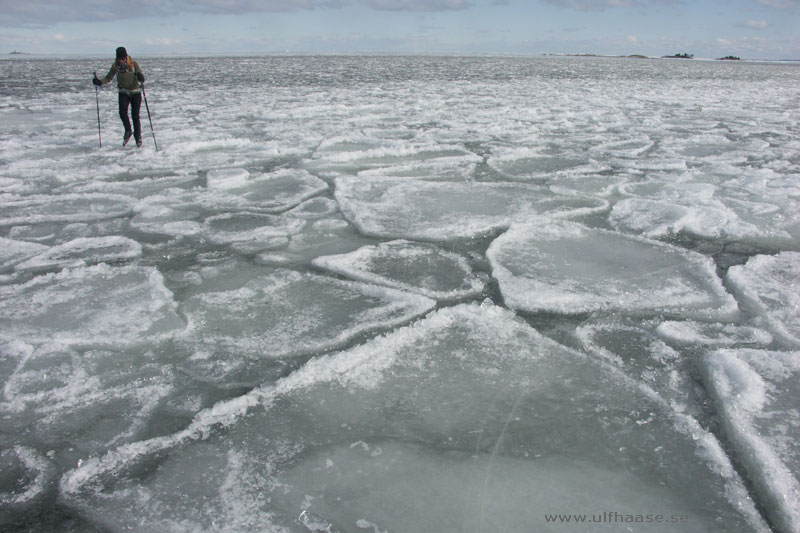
[93,47,146,147]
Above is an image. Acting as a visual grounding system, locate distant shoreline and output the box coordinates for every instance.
[4,50,800,63]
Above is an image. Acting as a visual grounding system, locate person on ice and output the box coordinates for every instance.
[93,47,145,147]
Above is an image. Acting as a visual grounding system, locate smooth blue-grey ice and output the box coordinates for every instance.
[1,55,798,532]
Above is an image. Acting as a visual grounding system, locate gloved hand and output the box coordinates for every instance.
[92,77,102,86]
[136,73,145,83]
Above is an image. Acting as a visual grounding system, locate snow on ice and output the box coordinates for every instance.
[1,55,799,532]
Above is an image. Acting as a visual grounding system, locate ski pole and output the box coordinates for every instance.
[141,82,159,151]
[94,71,102,148]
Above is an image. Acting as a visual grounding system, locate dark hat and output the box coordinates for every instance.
[116,47,127,59]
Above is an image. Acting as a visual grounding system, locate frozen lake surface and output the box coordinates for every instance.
[1,55,799,532]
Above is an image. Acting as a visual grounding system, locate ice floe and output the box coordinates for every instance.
[313,239,485,300]
[0,194,134,227]
[13,236,142,273]
[202,212,306,246]
[1,342,175,454]
[0,264,184,346]
[0,238,48,272]
[656,320,773,347]
[487,220,738,318]
[176,264,435,383]
[205,168,328,213]
[335,176,607,241]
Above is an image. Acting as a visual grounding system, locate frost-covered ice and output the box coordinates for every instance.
[1,55,799,531]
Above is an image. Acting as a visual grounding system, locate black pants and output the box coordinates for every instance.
[119,92,142,140]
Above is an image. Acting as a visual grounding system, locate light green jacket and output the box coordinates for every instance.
[99,56,143,95]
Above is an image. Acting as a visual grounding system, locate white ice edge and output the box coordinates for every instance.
[701,350,800,533]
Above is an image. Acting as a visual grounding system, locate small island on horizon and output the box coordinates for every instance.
[549,52,746,61]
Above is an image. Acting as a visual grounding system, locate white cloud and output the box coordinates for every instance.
[542,0,642,11]
[185,0,346,14]
[716,37,732,47]
[0,0,480,27]
[145,38,181,46]
[627,35,638,44]
[756,0,798,8]
[745,19,768,29]
[359,0,473,10]
[0,0,347,27]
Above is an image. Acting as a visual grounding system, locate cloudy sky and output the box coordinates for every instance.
[1,0,798,59]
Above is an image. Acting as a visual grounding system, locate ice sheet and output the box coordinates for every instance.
[2,342,176,454]
[0,194,134,227]
[176,264,435,383]
[487,220,738,317]
[205,167,329,213]
[0,237,48,272]
[13,236,142,273]
[335,176,607,241]
[59,303,766,532]
[0,264,184,346]
[312,240,485,300]
[202,212,306,245]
